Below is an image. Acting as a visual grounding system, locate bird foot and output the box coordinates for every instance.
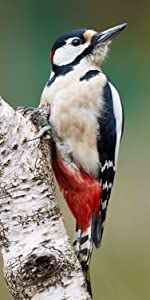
[18,106,52,141]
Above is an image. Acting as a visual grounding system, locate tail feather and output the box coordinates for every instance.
[73,220,93,297]
[82,264,92,298]
[92,212,103,248]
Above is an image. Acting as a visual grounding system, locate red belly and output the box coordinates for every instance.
[52,147,102,231]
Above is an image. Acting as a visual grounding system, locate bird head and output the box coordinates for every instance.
[50,23,127,75]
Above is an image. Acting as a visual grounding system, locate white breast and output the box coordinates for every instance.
[42,66,107,175]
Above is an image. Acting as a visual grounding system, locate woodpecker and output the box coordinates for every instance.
[41,23,127,297]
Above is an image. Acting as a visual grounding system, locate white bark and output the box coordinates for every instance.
[0,98,91,300]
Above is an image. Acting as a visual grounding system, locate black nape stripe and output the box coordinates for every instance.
[80,70,100,81]
[53,64,73,76]
[47,64,74,86]
[47,75,56,86]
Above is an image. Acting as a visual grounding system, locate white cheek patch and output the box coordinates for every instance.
[53,40,90,66]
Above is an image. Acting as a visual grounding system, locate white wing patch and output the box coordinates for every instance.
[101,160,115,172]
[108,82,123,165]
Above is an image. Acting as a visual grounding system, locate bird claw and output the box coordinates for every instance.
[27,125,52,142]
[19,106,52,142]
[23,107,39,115]
[37,125,52,140]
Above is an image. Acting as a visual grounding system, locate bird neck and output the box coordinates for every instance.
[48,59,101,86]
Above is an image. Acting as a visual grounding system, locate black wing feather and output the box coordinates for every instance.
[93,81,118,247]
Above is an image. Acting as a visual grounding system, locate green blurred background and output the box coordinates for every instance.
[0,0,149,299]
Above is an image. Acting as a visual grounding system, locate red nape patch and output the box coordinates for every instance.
[50,48,55,63]
[52,148,102,232]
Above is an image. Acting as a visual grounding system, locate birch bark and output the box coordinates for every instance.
[0,98,91,300]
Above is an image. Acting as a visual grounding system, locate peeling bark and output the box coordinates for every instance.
[0,98,91,300]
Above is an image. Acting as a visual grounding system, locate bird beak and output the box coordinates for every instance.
[93,23,127,45]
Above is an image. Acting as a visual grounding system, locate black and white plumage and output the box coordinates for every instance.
[95,80,124,246]
[73,77,124,294]
[41,23,126,297]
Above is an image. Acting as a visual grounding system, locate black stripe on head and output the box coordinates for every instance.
[51,29,96,76]
[52,29,87,50]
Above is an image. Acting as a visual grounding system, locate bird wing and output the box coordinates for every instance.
[92,80,124,248]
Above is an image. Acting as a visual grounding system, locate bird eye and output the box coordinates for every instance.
[71,38,81,46]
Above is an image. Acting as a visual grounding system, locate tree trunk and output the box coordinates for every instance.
[0,98,91,300]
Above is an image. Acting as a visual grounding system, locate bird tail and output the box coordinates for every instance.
[73,220,93,297]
